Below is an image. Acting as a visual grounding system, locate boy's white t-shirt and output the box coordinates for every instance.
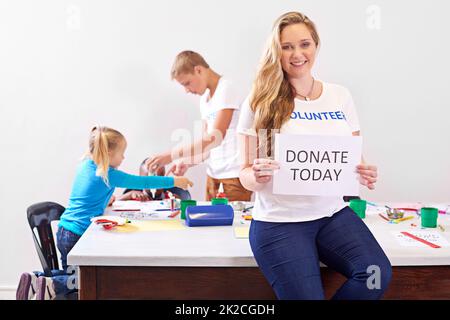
[237,82,361,222]
[200,77,242,179]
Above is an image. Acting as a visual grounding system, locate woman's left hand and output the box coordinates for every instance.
[357,164,377,190]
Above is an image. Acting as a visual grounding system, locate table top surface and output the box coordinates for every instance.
[68,201,450,267]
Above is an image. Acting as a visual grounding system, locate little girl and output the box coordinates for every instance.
[36,126,193,299]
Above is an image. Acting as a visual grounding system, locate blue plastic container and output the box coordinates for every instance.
[185,205,234,227]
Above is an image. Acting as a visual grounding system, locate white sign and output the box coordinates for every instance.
[273,134,362,196]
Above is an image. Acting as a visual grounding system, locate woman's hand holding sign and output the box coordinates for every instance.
[252,158,280,184]
[357,164,377,190]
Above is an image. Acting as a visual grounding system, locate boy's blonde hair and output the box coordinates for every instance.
[170,50,210,79]
[88,126,125,185]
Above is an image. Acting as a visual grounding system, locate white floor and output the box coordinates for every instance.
[0,287,16,300]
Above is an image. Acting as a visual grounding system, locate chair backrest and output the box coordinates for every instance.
[27,202,65,276]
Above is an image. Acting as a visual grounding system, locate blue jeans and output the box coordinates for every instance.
[165,186,191,200]
[49,226,81,295]
[249,206,392,300]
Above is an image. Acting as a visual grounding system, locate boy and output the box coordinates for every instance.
[147,51,252,201]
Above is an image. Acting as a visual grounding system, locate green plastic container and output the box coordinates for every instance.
[211,198,228,205]
[180,200,197,220]
[421,207,438,228]
[349,199,367,219]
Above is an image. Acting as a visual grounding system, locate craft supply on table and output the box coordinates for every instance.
[216,182,227,199]
[230,201,245,211]
[180,199,197,220]
[350,199,367,219]
[421,207,438,228]
[168,210,180,218]
[398,231,443,248]
[91,216,129,230]
[185,204,234,227]
[386,208,405,219]
[211,197,228,205]
[390,216,414,224]
[234,226,250,239]
[111,220,185,233]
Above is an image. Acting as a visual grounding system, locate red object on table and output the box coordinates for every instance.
[216,183,227,198]
[401,231,441,249]
[94,219,119,230]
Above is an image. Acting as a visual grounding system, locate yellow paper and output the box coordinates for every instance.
[234,226,250,239]
[110,220,185,233]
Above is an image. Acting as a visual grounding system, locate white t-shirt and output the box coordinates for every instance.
[237,82,360,222]
[200,77,242,179]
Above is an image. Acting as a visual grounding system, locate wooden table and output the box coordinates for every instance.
[68,203,450,299]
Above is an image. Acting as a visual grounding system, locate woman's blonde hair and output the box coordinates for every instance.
[88,126,125,185]
[250,11,320,156]
[170,50,210,79]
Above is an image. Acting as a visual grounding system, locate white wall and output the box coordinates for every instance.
[1,0,449,295]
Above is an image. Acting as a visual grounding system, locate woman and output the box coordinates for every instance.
[237,11,392,299]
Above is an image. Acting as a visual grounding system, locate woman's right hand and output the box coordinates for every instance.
[173,176,194,190]
[252,158,280,184]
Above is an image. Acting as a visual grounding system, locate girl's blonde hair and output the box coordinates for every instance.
[88,126,125,185]
[250,11,320,156]
[170,50,210,79]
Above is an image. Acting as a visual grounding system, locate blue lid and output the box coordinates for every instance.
[185,205,234,227]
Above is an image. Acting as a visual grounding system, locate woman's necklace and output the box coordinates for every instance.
[296,77,315,101]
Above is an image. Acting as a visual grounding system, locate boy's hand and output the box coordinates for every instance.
[166,161,189,176]
[173,177,194,190]
[119,190,150,201]
[146,152,172,173]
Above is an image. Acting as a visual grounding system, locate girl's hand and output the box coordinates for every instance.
[173,177,194,190]
[357,164,377,190]
[119,190,150,201]
[166,161,189,176]
[252,158,280,184]
[107,195,116,206]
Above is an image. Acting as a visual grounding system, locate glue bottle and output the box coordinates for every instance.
[148,171,156,199]
[167,191,175,211]
[216,183,227,199]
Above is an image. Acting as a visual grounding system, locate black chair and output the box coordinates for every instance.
[27,201,78,299]
[27,202,65,276]
[343,196,360,202]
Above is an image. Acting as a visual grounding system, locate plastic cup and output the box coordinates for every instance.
[349,199,367,219]
[180,200,197,220]
[421,207,438,228]
[211,198,228,205]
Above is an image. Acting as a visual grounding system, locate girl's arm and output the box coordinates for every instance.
[109,169,193,190]
[108,169,175,190]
